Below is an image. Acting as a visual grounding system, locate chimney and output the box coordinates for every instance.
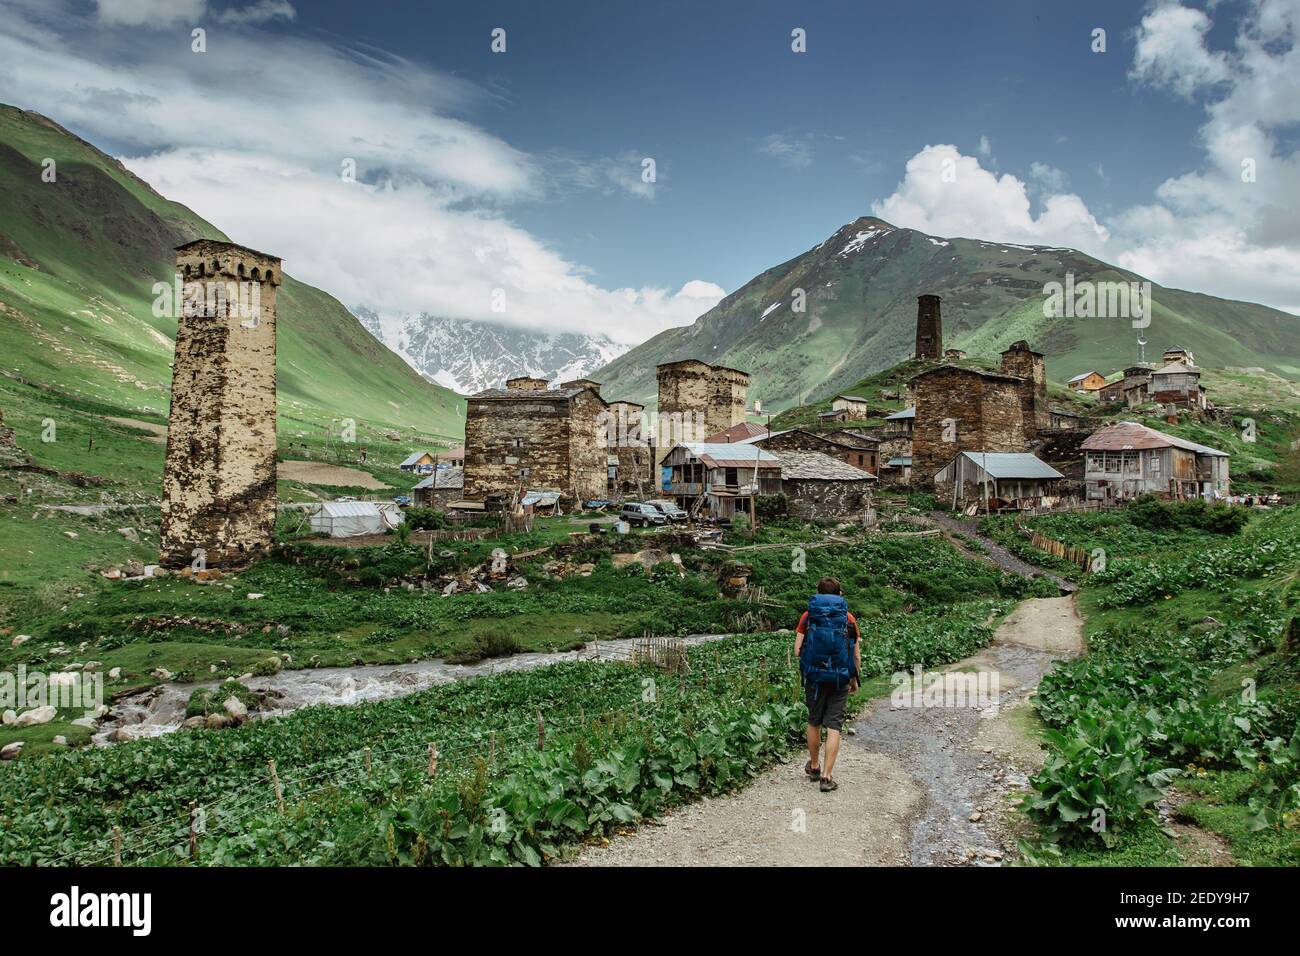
[915,294,942,361]
[505,376,549,392]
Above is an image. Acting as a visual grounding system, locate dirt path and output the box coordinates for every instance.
[928,511,1076,594]
[564,596,1084,867]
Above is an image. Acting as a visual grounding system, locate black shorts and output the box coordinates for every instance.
[805,681,850,731]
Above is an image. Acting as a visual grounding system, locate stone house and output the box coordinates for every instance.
[909,367,1028,488]
[1098,379,1127,404]
[1049,409,1085,430]
[1081,422,1229,501]
[413,466,463,509]
[1162,346,1195,366]
[660,442,780,519]
[830,395,870,418]
[655,360,749,490]
[462,376,607,507]
[436,447,465,468]
[745,427,878,475]
[775,450,875,522]
[934,451,1063,508]
[605,399,653,497]
[1150,362,1208,410]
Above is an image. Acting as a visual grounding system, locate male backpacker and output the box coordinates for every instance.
[794,577,861,792]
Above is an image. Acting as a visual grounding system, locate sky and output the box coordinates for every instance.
[1,0,1298,345]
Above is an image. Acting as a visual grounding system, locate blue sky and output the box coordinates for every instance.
[1,0,1297,341]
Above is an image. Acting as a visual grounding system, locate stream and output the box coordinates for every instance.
[92,632,732,746]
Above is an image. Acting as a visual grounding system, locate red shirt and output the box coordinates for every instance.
[796,610,860,642]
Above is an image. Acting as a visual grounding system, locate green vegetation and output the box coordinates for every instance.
[1018,505,1300,865]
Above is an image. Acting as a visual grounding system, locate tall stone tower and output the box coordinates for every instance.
[999,340,1050,436]
[915,294,942,361]
[160,239,281,569]
[654,360,749,489]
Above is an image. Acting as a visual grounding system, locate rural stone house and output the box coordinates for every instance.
[661,441,780,519]
[775,449,875,521]
[1081,422,1229,501]
[909,340,1048,488]
[1150,362,1208,410]
[655,360,750,490]
[412,466,463,509]
[830,394,870,418]
[1097,378,1127,404]
[1068,371,1106,392]
[436,447,465,468]
[462,376,607,508]
[1049,409,1085,430]
[745,427,878,475]
[400,450,436,474]
[933,451,1063,509]
[605,399,653,497]
[1163,346,1195,366]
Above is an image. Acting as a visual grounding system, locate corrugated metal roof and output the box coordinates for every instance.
[885,407,915,420]
[1081,422,1227,457]
[834,394,869,403]
[703,421,770,443]
[400,451,432,467]
[1068,371,1101,383]
[954,452,1063,480]
[776,449,876,481]
[679,442,779,470]
[886,457,912,467]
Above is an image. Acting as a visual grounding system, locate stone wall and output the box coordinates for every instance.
[759,429,878,474]
[999,341,1049,435]
[911,367,1027,487]
[783,478,871,522]
[159,240,280,569]
[654,360,749,489]
[568,388,610,502]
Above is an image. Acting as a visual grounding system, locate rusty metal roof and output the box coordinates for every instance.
[703,421,770,443]
[1081,422,1227,457]
[678,442,779,470]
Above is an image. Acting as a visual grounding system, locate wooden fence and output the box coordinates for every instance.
[629,637,688,674]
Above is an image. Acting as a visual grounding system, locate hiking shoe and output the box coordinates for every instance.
[819,776,838,793]
[804,760,821,781]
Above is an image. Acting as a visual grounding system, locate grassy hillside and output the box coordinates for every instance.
[596,217,1300,412]
[0,104,463,439]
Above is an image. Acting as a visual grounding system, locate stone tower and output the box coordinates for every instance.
[160,239,281,569]
[999,340,1050,436]
[915,294,942,361]
[654,360,749,489]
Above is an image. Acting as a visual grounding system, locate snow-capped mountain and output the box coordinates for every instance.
[351,308,630,395]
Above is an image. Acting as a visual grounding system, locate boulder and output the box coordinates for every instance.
[204,714,233,730]
[506,576,529,590]
[1,709,15,726]
[10,634,30,648]
[108,667,121,680]
[124,559,146,578]
[117,527,139,543]
[0,742,23,760]
[223,695,249,720]
[150,667,174,681]
[69,717,98,730]
[15,705,57,727]
[182,716,206,729]
[52,735,67,746]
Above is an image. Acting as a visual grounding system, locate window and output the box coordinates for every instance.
[510,437,525,448]
[725,467,738,486]
[518,467,529,478]
[1150,454,1161,477]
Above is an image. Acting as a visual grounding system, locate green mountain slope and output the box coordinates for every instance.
[595,217,1300,411]
[0,105,462,439]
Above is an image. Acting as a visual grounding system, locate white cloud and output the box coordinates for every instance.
[871,0,1300,316]
[96,0,205,27]
[0,1,721,342]
[757,133,814,168]
[214,0,295,25]
[1131,2,1231,98]
[871,144,1110,256]
[976,135,992,157]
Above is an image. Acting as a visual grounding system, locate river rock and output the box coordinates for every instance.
[205,714,233,730]
[16,705,56,727]
[69,717,98,729]
[108,667,121,680]
[0,742,23,760]
[182,716,206,729]
[223,696,248,720]
[10,634,29,648]
[117,527,139,543]
[150,667,173,681]
[506,576,528,590]
[52,735,67,746]
[2,709,15,726]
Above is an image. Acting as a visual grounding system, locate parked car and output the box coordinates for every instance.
[392,495,411,507]
[646,499,687,522]
[619,502,667,527]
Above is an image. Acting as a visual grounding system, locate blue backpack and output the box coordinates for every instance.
[800,593,855,688]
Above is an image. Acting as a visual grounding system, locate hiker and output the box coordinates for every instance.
[794,576,861,792]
